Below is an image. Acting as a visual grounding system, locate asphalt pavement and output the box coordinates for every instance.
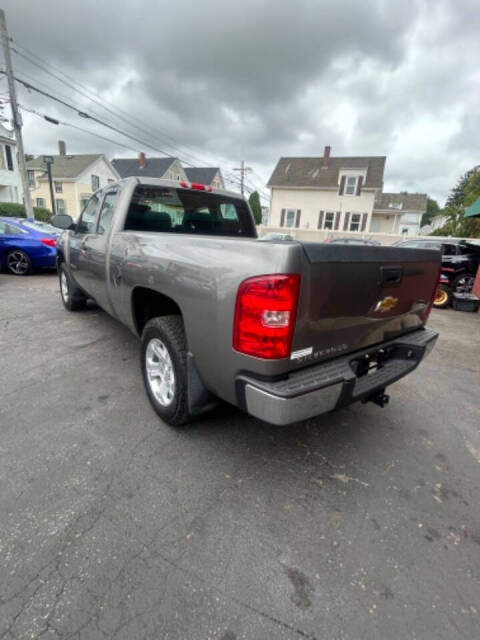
[1,272,479,640]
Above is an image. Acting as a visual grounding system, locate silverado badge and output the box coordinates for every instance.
[374,296,398,313]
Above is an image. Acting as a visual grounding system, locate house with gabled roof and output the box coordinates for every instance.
[266,146,426,236]
[26,141,120,218]
[111,153,187,183]
[373,192,427,235]
[184,167,224,189]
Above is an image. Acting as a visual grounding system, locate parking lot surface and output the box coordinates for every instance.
[1,272,479,640]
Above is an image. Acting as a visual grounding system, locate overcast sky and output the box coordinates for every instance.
[2,0,479,205]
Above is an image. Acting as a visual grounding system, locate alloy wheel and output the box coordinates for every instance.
[145,338,176,406]
[7,251,30,275]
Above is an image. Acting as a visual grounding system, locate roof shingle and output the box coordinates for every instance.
[26,154,104,179]
[184,167,220,185]
[267,156,386,189]
[111,157,175,178]
[374,192,427,212]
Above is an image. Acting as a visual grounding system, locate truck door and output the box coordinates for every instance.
[69,192,102,294]
[85,189,119,312]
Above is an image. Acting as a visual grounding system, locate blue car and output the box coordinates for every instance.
[0,217,58,275]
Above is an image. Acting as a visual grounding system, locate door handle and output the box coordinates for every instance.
[380,266,403,286]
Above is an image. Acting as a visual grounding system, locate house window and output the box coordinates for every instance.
[324,211,335,230]
[350,213,361,231]
[345,176,357,195]
[56,198,66,215]
[285,209,296,228]
[36,198,46,208]
[54,181,63,193]
[91,175,100,190]
[5,145,14,171]
[27,170,35,187]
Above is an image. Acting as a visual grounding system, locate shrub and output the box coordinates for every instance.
[0,201,52,222]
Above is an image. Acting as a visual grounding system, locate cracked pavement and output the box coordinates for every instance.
[0,273,479,639]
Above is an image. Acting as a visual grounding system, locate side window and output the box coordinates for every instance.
[0,221,7,234]
[77,194,101,234]
[5,224,27,236]
[97,191,118,235]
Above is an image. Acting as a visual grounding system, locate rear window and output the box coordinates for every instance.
[124,186,256,237]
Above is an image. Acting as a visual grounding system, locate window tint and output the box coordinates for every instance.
[124,186,256,237]
[0,221,6,234]
[77,194,101,234]
[3,223,27,236]
[97,191,117,235]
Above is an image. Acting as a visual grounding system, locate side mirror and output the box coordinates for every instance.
[51,213,75,230]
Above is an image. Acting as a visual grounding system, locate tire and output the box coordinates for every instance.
[141,315,192,427]
[433,284,451,309]
[6,249,32,276]
[451,273,475,295]
[59,262,87,311]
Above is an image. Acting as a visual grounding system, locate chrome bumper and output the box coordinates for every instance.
[239,327,438,426]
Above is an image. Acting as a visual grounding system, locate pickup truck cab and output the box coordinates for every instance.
[54,177,440,427]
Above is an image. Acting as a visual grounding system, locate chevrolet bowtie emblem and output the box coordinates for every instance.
[374,296,398,313]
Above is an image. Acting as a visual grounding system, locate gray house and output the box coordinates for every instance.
[111,154,187,182]
[184,167,224,189]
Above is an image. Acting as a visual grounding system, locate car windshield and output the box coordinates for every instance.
[124,186,256,237]
[21,219,58,235]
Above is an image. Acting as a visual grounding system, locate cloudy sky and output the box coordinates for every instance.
[2,0,479,205]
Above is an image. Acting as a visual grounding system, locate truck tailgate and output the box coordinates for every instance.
[290,243,440,368]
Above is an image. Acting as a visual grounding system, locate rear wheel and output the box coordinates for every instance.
[141,316,192,427]
[451,273,475,295]
[6,250,32,275]
[433,284,451,309]
[59,263,87,311]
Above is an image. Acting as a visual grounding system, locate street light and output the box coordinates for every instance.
[42,155,56,217]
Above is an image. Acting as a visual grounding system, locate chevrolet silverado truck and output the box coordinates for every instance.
[53,177,440,427]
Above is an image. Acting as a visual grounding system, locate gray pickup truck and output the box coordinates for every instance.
[53,177,439,427]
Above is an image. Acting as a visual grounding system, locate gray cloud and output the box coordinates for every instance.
[2,0,479,204]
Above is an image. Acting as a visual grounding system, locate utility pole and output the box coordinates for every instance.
[233,160,252,197]
[0,9,35,219]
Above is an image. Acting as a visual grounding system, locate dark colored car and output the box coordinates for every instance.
[395,238,480,305]
[325,237,382,246]
[0,217,57,275]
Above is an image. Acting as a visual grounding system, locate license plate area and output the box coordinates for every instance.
[350,346,393,378]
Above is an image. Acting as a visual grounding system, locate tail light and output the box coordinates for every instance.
[40,237,56,247]
[179,180,213,192]
[233,274,300,359]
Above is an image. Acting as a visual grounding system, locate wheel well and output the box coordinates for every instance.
[132,287,182,335]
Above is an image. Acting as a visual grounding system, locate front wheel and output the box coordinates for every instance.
[141,316,192,427]
[59,263,87,311]
[6,250,32,275]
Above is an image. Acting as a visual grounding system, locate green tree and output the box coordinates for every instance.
[248,191,262,225]
[430,166,480,238]
[421,197,440,227]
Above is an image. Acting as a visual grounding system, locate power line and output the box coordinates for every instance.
[10,38,217,170]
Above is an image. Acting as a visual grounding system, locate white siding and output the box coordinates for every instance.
[270,187,377,232]
[76,156,120,191]
[0,141,22,202]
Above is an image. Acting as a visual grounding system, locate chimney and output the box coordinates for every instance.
[139,152,146,169]
[58,140,66,156]
[322,145,331,167]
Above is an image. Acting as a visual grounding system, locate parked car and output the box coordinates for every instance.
[394,238,480,300]
[0,217,57,275]
[53,177,439,427]
[433,273,451,309]
[324,237,382,245]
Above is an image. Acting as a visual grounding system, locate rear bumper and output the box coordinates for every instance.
[237,327,438,426]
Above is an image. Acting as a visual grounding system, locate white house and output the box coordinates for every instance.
[0,124,22,203]
[266,146,427,236]
[373,193,427,236]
